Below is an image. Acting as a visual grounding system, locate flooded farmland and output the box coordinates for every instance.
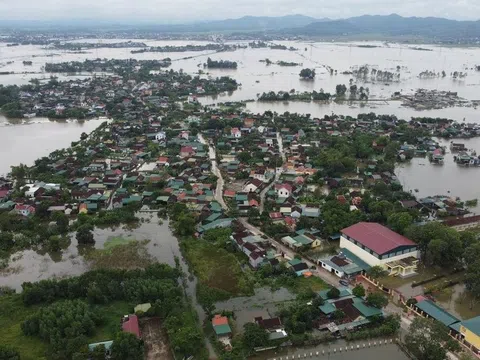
[0,214,183,290]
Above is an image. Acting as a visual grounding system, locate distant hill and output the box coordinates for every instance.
[189,15,321,32]
[0,15,321,32]
[287,14,480,41]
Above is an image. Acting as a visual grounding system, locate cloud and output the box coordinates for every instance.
[0,0,479,21]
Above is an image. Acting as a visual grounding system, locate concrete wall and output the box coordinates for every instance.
[320,261,344,278]
[340,235,419,268]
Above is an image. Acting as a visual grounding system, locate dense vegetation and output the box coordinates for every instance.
[13,264,206,360]
[206,58,238,69]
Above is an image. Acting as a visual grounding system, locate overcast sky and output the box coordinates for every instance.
[0,0,479,22]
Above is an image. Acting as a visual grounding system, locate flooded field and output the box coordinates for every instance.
[214,287,296,331]
[0,214,181,290]
[0,117,104,175]
[250,340,408,360]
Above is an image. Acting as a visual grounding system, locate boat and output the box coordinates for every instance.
[23,113,36,119]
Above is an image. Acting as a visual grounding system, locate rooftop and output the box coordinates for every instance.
[415,300,460,327]
[460,316,480,336]
[341,222,416,255]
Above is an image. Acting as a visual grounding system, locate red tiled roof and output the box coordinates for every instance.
[269,212,283,219]
[341,222,416,255]
[224,190,236,197]
[212,315,229,326]
[122,315,140,338]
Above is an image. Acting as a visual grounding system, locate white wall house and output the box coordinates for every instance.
[340,222,419,277]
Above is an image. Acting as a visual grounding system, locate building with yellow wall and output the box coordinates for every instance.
[459,316,480,353]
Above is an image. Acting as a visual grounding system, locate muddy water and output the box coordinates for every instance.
[214,287,296,331]
[396,136,480,212]
[0,117,104,176]
[250,341,408,360]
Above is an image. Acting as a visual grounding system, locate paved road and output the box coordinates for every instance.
[198,134,228,211]
[238,218,339,287]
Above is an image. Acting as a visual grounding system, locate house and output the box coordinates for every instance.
[15,204,35,217]
[275,183,293,198]
[121,314,140,338]
[251,168,268,182]
[79,203,88,214]
[157,156,170,166]
[243,178,263,193]
[319,253,365,278]
[254,316,288,341]
[88,341,113,355]
[212,315,232,348]
[340,222,419,277]
[458,316,480,354]
[180,146,195,158]
[231,127,242,138]
[155,131,166,142]
[244,118,255,128]
[444,215,480,231]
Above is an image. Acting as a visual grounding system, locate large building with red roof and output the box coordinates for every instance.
[340,222,419,277]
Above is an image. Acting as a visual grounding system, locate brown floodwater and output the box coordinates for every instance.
[0,117,105,175]
[0,214,183,291]
[250,340,408,360]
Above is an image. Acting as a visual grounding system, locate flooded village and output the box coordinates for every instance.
[2,33,480,360]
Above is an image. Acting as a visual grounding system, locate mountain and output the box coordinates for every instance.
[0,15,321,32]
[190,15,321,32]
[287,14,480,41]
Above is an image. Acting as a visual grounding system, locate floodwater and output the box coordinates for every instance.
[250,340,408,360]
[2,39,480,197]
[0,214,190,293]
[396,136,480,212]
[214,287,296,331]
[0,117,104,176]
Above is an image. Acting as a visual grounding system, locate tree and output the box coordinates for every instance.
[404,317,451,360]
[0,345,20,360]
[366,292,388,308]
[242,323,269,350]
[332,309,346,320]
[465,260,480,309]
[327,287,340,299]
[352,284,366,298]
[299,68,315,79]
[52,211,69,234]
[335,84,347,97]
[405,222,462,265]
[76,224,95,245]
[111,332,144,360]
[387,212,413,234]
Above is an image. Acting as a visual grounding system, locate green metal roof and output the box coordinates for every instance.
[339,248,372,271]
[319,302,336,314]
[88,341,113,352]
[318,287,351,300]
[213,324,232,335]
[458,316,480,335]
[206,213,222,222]
[416,300,460,327]
[352,298,383,317]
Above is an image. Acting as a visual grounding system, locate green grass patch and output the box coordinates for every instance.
[181,239,252,299]
[102,236,136,251]
[291,276,329,293]
[86,240,153,269]
[89,301,133,343]
[0,294,47,360]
